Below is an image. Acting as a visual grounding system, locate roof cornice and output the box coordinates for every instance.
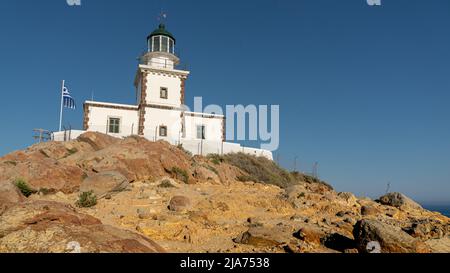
[138,64,190,78]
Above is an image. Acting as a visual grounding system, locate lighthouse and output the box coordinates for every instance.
[74,23,273,159]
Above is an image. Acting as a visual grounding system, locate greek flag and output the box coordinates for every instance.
[63,85,76,109]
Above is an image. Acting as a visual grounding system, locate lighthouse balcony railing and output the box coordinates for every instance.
[139,54,188,70]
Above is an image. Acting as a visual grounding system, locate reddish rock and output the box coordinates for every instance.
[0,181,25,206]
[293,226,326,245]
[168,196,192,212]
[234,226,293,247]
[80,171,129,198]
[361,205,380,216]
[377,192,422,211]
[353,219,431,253]
[0,201,165,253]
[77,132,120,151]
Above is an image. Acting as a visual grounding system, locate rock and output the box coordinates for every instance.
[377,192,422,211]
[353,219,431,253]
[77,132,119,151]
[338,192,357,204]
[0,181,25,206]
[75,135,191,182]
[361,205,380,216]
[233,226,292,247]
[293,226,325,245]
[403,219,449,240]
[344,248,359,253]
[285,184,308,199]
[193,165,221,184]
[425,237,450,253]
[168,196,192,212]
[336,211,346,217]
[137,209,152,220]
[344,218,356,225]
[157,178,179,188]
[79,171,129,198]
[0,201,165,253]
[321,233,356,252]
[0,155,86,194]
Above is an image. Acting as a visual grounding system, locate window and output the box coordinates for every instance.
[169,39,174,54]
[161,36,168,52]
[153,36,160,51]
[160,87,168,99]
[108,118,120,134]
[159,126,168,137]
[197,125,206,140]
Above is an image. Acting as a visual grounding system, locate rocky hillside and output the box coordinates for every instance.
[0,132,449,253]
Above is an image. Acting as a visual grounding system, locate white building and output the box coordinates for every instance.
[55,24,272,160]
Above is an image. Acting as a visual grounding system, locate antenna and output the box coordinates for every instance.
[312,162,319,179]
[157,10,167,24]
[293,156,298,172]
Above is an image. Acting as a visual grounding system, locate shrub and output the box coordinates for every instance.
[14,178,36,197]
[171,167,189,184]
[4,160,17,166]
[38,188,56,195]
[207,154,224,165]
[76,191,97,208]
[223,153,294,188]
[291,171,334,191]
[66,148,78,155]
[204,164,219,175]
[223,153,334,190]
[159,179,175,188]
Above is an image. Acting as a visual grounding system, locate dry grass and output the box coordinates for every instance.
[223,153,333,190]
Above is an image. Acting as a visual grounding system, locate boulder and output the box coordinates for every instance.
[0,201,165,253]
[353,219,431,253]
[0,159,85,194]
[80,171,129,198]
[0,181,25,206]
[285,184,308,200]
[193,164,221,184]
[403,219,449,240]
[293,226,325,245]
[168,196,192,213]
[137,208,152,220]
[75,137,191,182]
[77,132,119,151]
[361,205,380,216]
[337,192,357,204]
[0,142,89,194]
[377,192,422,211]
[234,226,292,247]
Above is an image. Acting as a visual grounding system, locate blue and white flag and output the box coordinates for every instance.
[63,85,76,109]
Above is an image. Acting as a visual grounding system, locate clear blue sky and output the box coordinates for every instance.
[1,0,449,204]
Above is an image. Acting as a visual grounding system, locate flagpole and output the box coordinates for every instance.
[59,80,65,132]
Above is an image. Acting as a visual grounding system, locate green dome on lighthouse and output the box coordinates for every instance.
[148,24,176,44]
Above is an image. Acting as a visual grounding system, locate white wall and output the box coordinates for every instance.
[53,129,273,160]
[184,113,224,142]
[148,56,175,70]
[86,103,139,137]
[144,72,182,107]
[52,130,86,142]
[143,107,183,142]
